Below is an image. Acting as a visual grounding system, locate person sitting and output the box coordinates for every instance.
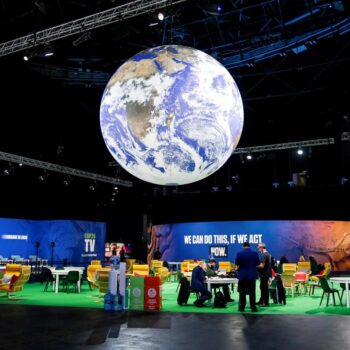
[309,255,319,276]
[207,259,234,302]
[191,261,212,307]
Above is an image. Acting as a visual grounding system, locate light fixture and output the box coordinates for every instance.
[297,148,303,155]
[63,176,73,186]
[44,45,54,57]
[3,163,14,176]
[38,171,48,182]
[157,12,165,21]
[89,182,98,191]
[246,154,253,160]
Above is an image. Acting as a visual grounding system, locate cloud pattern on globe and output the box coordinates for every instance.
[100,45,244,185]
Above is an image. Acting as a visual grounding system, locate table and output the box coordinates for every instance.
[49,267,84,293]
[330,276,350,307]
[205,277,238,291]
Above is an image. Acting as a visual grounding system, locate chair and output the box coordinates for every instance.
[293,272,309,295]
[281,273,297,297]
[87,263,102,289]
[282,263,297,274]
[297,261,311,273]
[181,262,189,273]
[319,276,342,306]
[0,265,31,299]
[218,261,232,272]
[309,262,332,295]
[95,269,110,295]
[132,264,149,276]
[63,270,80,293]
[40,267,55,292]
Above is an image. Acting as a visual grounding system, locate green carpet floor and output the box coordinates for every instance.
[1,280,349,316]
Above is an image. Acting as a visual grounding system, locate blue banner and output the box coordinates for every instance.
[152,220,350,270]
[0,218,106,263]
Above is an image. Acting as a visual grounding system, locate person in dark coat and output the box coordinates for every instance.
[119,246,126,262]
[235,242,260,312]
[153,248,162,260]
[191,261,212,307]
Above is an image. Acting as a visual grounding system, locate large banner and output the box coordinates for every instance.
[0,218,106,263]
[151,220,350,270]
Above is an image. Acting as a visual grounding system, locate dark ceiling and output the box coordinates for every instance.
[0,0,350,234]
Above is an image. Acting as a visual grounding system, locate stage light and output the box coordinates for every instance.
[89,182,98,191]
[272,181,280,189]
[3,163,14,176]
[38,171,48,182]
[158,12,165,21]
[23,55,29,61]
[63,176,73,186]
[44,45,54,57]
[246,154,252,160]
[217,3,222,12]
[297,148,303,155]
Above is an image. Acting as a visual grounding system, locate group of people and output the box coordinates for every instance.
[189,241,275,311]
[190,259,235,307]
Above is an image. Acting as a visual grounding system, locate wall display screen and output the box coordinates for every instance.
[152,220,350,270]
[0,218,106,263]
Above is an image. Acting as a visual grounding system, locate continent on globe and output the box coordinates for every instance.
[100,45,244,185]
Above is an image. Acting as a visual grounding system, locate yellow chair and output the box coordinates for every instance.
[281,273,297,297]
[151,260,163,273]
[297,261,311,273]
[0,265,31,299]
[95,268,110,295]
[90,260,101,265]
[126,259,136,274]
[188,262,199,272]
[156,267,170,284]
[282,263,297,274]
[181,262,189,273]
[218,261,232,272]
[87,263,102,289]
[132,264,149,276]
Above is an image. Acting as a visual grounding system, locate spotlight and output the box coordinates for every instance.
[23,55,29,61]
[341,177,348,186]
[297,148,303,155]
[158,12,165,21]
[44,45,54,57]
[63,176,73,186]
[89,182,98,191]
[272,181,280,189]
[246,154,253,160]
[216,3,223,12]
[211,186,219,192]
[3,163,14,176]
[38,171,48,182]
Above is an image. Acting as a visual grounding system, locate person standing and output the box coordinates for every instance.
[153,247,162,260]
[119,246,126,262]
[235,242,260,312]
[191,261,212,307]
[257,242,272,307]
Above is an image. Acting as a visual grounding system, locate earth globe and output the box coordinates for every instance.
[100,45,244,185]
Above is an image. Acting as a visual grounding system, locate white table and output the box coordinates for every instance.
[205,277,238,291]
[49,267,84,293]
[330,277,350,307]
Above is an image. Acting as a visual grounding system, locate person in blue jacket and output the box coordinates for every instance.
[235,242,261,312]
[191,261,212,307]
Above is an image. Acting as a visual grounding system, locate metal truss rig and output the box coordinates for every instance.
[234,132,350,154]
[0,0,190,57]
[0,151,132,187]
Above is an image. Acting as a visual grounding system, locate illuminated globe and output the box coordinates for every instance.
[100,45,244,185]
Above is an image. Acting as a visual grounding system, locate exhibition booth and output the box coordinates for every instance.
[1,218,350,315]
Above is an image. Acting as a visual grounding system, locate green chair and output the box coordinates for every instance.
[319,276,342,306]
[63,271,80,293]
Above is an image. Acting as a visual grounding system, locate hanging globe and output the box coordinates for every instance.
[100,45,244,185]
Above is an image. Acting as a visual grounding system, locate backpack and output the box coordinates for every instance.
[214,291,227,308]
[177,277,191,306]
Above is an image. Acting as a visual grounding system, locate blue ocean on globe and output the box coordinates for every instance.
[100,45,244,185]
